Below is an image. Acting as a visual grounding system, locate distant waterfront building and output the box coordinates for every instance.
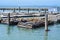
[57,7,60,13]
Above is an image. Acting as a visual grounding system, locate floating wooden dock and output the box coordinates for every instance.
[0,7,60,30]
[17,20,54,29]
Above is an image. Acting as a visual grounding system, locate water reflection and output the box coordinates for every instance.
[44,31,48,40]
[7,25,14,35]
[0,24,60,40]
[17,26,34,32]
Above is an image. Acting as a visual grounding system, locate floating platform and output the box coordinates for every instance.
[17,20,54,29]
[57,19,60,23]
[17,22,34,29]
[9,20,19,25]
[1,19,19,25]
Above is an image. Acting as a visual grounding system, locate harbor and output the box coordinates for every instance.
[0,7,60,40]
[0,0,60,40]
[0,7,60,29]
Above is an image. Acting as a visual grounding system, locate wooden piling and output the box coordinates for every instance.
[28,8,29,14]
[39,9,40,13]
[45,13,48,31]
[13,8,15,12]
[19,7,20,12]
[44,9,49,31]
[57,7,60,13]
[8,13,10,25]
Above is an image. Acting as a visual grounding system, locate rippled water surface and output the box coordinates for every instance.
[0,24,60,40]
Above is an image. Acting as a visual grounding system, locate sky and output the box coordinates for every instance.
[0,0,59,7]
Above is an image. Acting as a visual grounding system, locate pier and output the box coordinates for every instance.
[0,7,60,30]
[0,7,49,13]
